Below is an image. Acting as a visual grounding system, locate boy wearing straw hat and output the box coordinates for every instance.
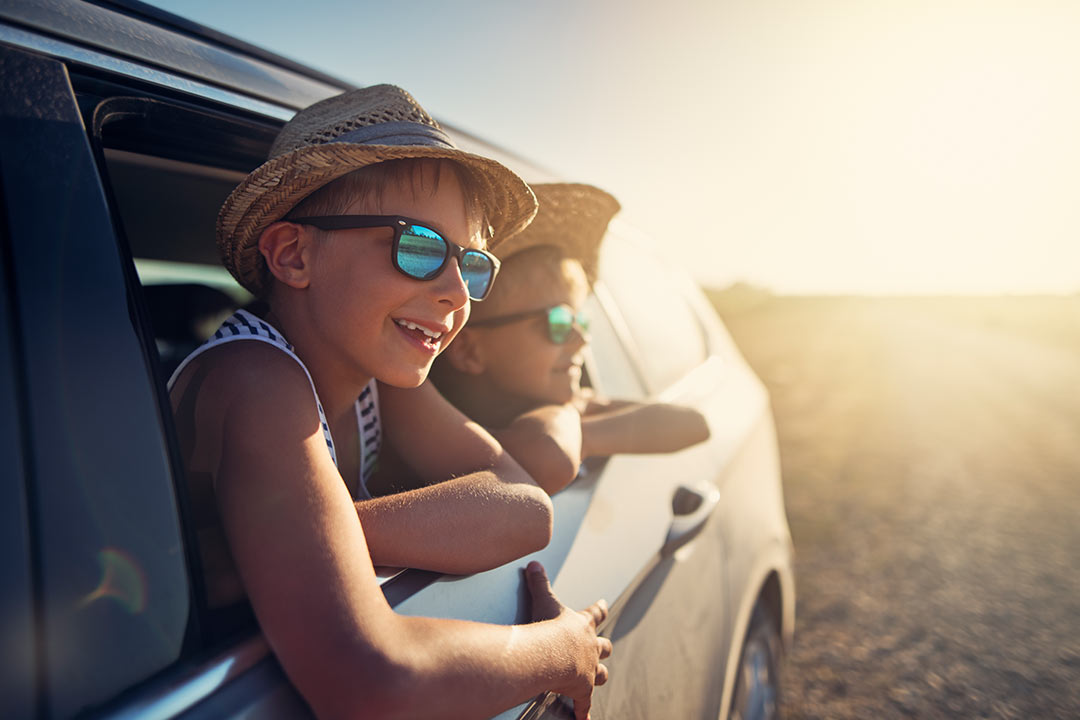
[169,86,610,720]
[430,183,711,494]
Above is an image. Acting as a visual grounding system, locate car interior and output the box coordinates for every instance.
[90,94,272,378]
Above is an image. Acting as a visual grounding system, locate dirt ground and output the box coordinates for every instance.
[713,293,1080,719]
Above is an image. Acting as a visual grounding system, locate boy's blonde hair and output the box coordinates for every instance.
[287,158,487,232]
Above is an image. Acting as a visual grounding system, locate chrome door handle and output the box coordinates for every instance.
[661,483,721,556]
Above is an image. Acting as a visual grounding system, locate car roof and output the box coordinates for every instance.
[0,0,559,181]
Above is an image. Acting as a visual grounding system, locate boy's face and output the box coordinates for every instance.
[303,166,478,388]
[468,263,590,406]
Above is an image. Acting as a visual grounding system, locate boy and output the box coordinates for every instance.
[169,86,610,720]
[431,183,711,494]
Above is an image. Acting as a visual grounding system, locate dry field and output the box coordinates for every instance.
[712,292,1080,719]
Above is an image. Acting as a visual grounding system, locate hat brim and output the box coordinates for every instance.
[492,183,620,283]
[218,142,537,296]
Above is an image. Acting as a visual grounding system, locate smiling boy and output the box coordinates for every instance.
[169,86,610,720]
[432,183,711,494]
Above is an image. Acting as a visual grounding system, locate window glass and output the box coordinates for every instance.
[583,292,646,400]
[0,53,190,716]
[595,229,709,393]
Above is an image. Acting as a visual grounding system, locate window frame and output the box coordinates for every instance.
[0,44,198,716]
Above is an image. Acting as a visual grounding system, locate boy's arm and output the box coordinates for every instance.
[490,403,583,495]
[358,381,554,574]
[175,346,610,720]
[581,400,711,458]
[573,386,635,415]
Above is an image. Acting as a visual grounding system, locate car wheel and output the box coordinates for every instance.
[728,604,782,720]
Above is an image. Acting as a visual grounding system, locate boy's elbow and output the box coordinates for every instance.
[517,482,554,551]
[495,480,553,556]
[533,450,581,496]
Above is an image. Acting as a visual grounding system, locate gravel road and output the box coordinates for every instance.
[716,295,1080,720]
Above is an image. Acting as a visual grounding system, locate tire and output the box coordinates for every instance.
[728,604,783,720]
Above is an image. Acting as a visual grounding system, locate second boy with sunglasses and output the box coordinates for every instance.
[429,183,712,494]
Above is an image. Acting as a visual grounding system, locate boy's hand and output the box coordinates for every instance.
[526,561,612,720]
[571,386,596,414]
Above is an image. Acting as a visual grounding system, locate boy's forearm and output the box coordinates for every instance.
[582,403,710,458]
[356,470,553,574]
[372,614,575,719]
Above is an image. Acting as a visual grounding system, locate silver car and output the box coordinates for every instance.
[0,1,793,718]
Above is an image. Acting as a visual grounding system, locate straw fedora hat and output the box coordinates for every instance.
[492,183,620,282]
[217,84,538,296]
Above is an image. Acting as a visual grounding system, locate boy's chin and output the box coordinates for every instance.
[379,364,433,389]
[530,381,579,407]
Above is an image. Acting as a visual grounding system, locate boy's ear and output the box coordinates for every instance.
[443,328,488,375]
[258,221,312,289]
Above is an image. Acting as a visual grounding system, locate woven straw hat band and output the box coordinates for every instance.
[269,84,441,158]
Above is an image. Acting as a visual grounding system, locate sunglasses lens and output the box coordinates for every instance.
[397,226,448,279]
[547,306,574,344]
[460,250,494,300]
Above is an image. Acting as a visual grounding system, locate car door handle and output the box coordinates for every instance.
[661,483,721,557]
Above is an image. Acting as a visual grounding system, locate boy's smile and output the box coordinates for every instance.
[394,317,450,355]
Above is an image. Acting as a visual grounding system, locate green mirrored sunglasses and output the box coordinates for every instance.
[469,303,589,344]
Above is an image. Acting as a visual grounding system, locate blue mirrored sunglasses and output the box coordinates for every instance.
[287,214,500,301]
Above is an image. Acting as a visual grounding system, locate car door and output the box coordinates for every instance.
[583,230,769,720]
[0,41,321,720]
[0,43,191,717]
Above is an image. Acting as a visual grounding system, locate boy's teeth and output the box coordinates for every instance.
[396,319,443,339]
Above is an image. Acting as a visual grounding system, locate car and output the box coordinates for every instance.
[0,1,794,718]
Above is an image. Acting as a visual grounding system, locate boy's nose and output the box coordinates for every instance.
[435,257,471,310]
[566,323,589,350]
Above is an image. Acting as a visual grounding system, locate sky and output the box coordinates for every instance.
[147,0,1080,294]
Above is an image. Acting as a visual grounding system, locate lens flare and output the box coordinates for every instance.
[80,547,147,614]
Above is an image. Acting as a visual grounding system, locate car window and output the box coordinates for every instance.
[92,96,272,382]
[1,48,192,716]
[595,228,710,393]
[582,291,647,400]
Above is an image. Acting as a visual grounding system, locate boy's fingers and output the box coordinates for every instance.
[583,598,608,627]
[598,636,613,660]
[573,694,592,720]
[525,561,552,597]
[526,561,562,621]
[595,662,609,686]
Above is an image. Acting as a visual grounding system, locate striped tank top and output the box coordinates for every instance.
[168,309,380,500]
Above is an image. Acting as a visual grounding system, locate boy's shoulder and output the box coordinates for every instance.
[170,339,319,424]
